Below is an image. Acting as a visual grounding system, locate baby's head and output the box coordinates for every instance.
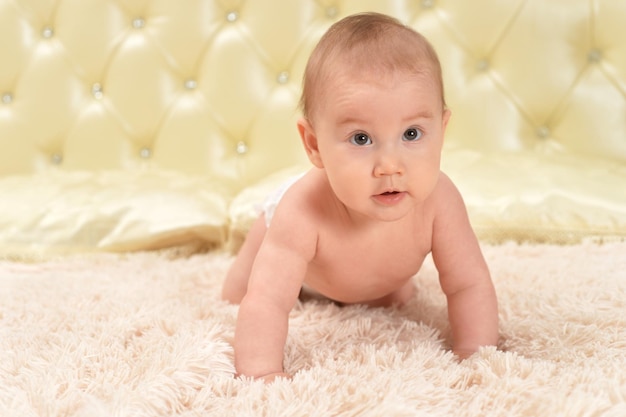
[300,12,445,124]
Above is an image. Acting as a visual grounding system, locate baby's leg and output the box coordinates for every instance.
[365,280,416,308]
[221,214,267,304]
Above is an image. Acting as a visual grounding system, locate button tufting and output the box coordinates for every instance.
[536,126,550,139]
[226,11,239,22]
[476,58,490,72]
[184,79,198,90]
[277,71,289,84]
[587,49,602,63]
[422,0,435,9]
[51,153,63,165]
[91,83,104,99]
[236,141,248,155]
[2,93,12,104]
[132,18,145,29]
[326,6,338,18]
[139,147,152,159]
[42,26,54,38]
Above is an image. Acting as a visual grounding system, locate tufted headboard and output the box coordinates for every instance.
[1,0,625,256]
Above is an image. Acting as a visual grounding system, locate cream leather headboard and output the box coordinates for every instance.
[1,1,625,255]
[1,0,313,189]
[2,1,625,181]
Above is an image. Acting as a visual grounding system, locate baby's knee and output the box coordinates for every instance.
[392,280,416,306]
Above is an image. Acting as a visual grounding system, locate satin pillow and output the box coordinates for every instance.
[0,170,232,259]
[227,148,626,250]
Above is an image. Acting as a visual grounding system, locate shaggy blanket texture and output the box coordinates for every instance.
[1,241,625,416]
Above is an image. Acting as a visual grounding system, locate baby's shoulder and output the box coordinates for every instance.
[431,171,463,200]
[273,170,329,222]
[428,172,468,216]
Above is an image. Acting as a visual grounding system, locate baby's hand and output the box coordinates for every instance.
[258,372,292,384]
[453,348,477,361]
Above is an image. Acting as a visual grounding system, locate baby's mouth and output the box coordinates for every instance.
[373,190,406,206]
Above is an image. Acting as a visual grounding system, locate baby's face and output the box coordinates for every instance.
[311,70,450,222]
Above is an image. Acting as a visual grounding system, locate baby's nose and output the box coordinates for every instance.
[373,151,404,177]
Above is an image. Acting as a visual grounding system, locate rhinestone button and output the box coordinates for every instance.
[326,6,338,18]
[184,79,198,90]
[587,49,602,63]
[422,0,435,8]
[132,18,145,29]
[2,93,12,104]
[476,58,489,71]
[277,71,289,84]
[139,147,152,159]
[536,126,550,139]
[226,11,239,22]
[51,153,63,165]
[236,141,248,155]
[91,83,103,99]
[42,26,54,38]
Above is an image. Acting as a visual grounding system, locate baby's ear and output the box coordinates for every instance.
[442,109,451,131]
[297,118,324,168]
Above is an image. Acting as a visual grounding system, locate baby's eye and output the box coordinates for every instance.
[402,128,423,142]
[350,132,372,146]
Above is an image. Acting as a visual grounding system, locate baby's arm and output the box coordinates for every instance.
[431,174,499,359]
[234,206,316,379]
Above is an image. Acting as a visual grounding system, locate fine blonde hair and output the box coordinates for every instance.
[300,12,446,121]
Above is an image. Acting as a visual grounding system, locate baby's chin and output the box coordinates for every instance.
[346,204,417,224]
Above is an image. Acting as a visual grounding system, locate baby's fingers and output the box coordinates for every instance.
[259,372,292,384]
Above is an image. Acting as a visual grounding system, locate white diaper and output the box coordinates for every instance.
[259,174,304,227]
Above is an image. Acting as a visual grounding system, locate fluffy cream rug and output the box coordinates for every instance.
[1,241,625,416]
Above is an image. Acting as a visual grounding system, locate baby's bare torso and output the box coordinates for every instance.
[302,209,433,304]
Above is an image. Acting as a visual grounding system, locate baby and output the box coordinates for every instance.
[222,12,499,382]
